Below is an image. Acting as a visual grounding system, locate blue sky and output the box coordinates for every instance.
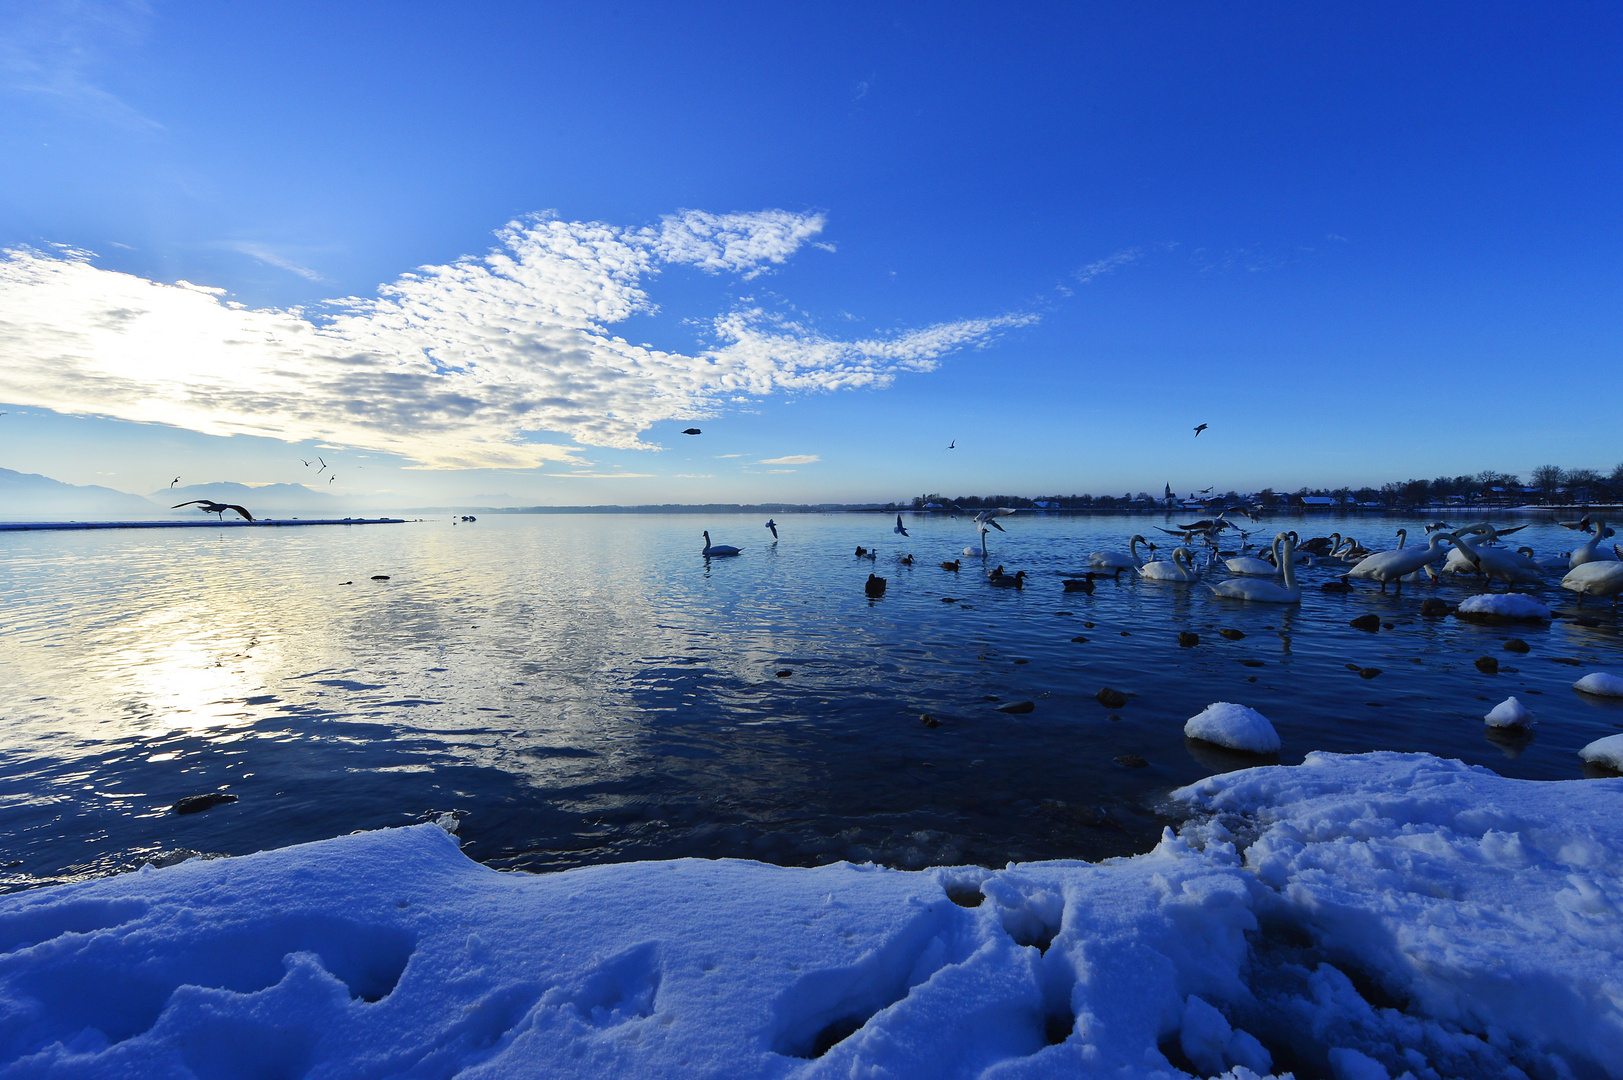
[1,2,1620,506]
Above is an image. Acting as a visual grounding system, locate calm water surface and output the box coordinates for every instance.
[2,512,1620,891]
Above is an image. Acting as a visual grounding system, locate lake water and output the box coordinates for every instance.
[2,512,1620,892]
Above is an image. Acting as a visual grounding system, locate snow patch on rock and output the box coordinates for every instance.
[1184,702,1281,753]
[1574,671,1623,697]
[1456,593,1551,620]
[1484,696,1534,728]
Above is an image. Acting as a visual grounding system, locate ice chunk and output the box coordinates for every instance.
[1579,734,1623,771]
[1483,696,1533,729]
[1574,671,1623,697]
[1455,593,1550,619]
[1184,702,1280,753]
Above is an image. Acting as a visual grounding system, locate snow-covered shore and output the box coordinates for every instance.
[1,752,1619,1079]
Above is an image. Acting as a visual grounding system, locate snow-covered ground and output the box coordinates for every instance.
[2,753,1620,1080]
[1454,594,1551,620]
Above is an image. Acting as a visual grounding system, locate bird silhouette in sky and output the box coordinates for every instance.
[174,499,254,522]
[1198,486,1213,494]
[946,439,955,450]
[894,514,909,537]
[170,477,180,488]
[682,428,701,435]
[765,518,778,539]
[317,457,328,473]
[329,474,336,484]
[1194,423,1208,437]
[301,458,313,467]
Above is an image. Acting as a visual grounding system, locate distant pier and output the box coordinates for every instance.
[0,518,409,532]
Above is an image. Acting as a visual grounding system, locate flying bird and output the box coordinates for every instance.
[1198,486,1213,494]
[170,477,180,488]
[317,457,328,473]
[682,428,702,435]
[894,514,909,537]
[329,474,336,484]
[765,518,778,539]
[946,440,955,450]
[173,500,254,522]
[1193,423,1208,437]
[300,459,313,467]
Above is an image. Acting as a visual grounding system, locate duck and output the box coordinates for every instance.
[1561,559,1623,604]
[1570,517,1621,568]
[1209,533,1302,603]
[899,554,914,566]
[864,574,887,598]
[1088,535,1152,570]
[1138,547,1199,582]
[1062,575,1096,593]
[701,531,741,557]
[988,567,1028,589]
[940,559,961,572]
[1321,575,1353,592]
[1347,531,1466,594]
[855,546,877,560]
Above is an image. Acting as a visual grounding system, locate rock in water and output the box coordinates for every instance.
[1579,733,1623,770]
[1421,598,1452,617]
[1476,656,1500,674]
[1484,696,1534,729]
[1350,614,1381,632]
[1096,687,1129,709]
[1218,628,1245,640]
[1503,639,1530,654]
[920,713,940,728]
[1178,632,1199,648]
[1115,754,1148,768]
[1574,672,1623,697]
[997,701,1035,715]
[1183,702,1280,753]
[172,792,238,815]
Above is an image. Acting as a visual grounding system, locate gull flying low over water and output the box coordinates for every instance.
[173,500,254,522]
[765,519,778,539]
[894,515,909,537]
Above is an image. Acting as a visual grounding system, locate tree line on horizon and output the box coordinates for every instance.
[909,463,1623,513]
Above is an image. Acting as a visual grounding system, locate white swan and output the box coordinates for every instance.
[1451,531,1544,590]
[1348,531,1464,594]
[1211,533,1301,603]
[1223,533,1283,576]
[1561,559,1623,603]
[1138,546,1199,582]
[1518,546,1569,573]
[1088,534,1152,570]
[701,530,741,557]
[1570,518,1620,568]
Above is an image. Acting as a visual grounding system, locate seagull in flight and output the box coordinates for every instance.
[973,508,1016,532]
[946,439,955,450]
[894,514,909,537]
[1193,423,1209,437]
[317,457,328,473]
[173,499,254,522]
[329,474,336,484]
[1198,486,1213,494]
[765,518,778,539]
[300,459,313,467]
[682,428,702,435]
[170,477,180,488]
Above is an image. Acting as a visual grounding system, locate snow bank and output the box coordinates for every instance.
[1579,734,1623,771]
[1574,671,1623,697]
[1184,702,1281,754]
[1454,593,1551,620]
[1483,696,1533,729]
[1,754,1619,1080]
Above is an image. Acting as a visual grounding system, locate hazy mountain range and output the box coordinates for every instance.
[0,469,347,521]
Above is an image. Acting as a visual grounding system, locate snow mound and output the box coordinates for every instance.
[1580,734,1623,771]
[1184,701,1281,753]
[1574,671,1623,697]
[1483,696,1534,728]
[1455,593,1551,620]
[1,753,1619,1080]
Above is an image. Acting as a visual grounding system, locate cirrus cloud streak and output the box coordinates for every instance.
[0,210,1035,469]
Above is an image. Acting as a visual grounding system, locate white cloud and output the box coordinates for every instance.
[714,454,743,459]
[766,469,795,474]
[230,243,328,282]
[0,210,1033,469]
[758,454,819,465]
[1075,248,1143,283]
[673,473,714,479]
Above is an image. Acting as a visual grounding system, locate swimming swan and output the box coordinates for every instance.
[701,530,741,556]
[1224,533,1284,576]
[1089,534,1151,570]
[1210,533,1302,603]
[1138,547,1199,582]
[1570,518,1621,568]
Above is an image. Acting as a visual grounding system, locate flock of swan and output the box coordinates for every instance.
[701,512,1623,606]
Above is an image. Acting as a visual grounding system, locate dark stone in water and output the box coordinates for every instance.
[338,580,353,585]
[998,700,1036,714]
[1475,656,1499,674]
[776,670,793,678]
[983,695,1000,701]
[1575,616,1601,627]
[371,575,390,581]
[1381,622,1395,630]
[1071,636,1089,643]
[1083,622,1095,628]
[1115,754,1148,768]
[1096,687,1129,709]
[920,713,940,728]
[1359,667,1381,679]
[1013,658,1029,665]
[173,792,237,815]
[1503,639,1530,654]
[1120,631,1131,637]
[1218,628,1245,640]
[1421,599,1451,617]
[1552,657,1584,666]
[1178,632,1199,647]
[1350,614,1381,632]
[1241,659,1265,668]
[941,597,957,603]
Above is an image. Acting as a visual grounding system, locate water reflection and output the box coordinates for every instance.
[2,512,1621,892]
